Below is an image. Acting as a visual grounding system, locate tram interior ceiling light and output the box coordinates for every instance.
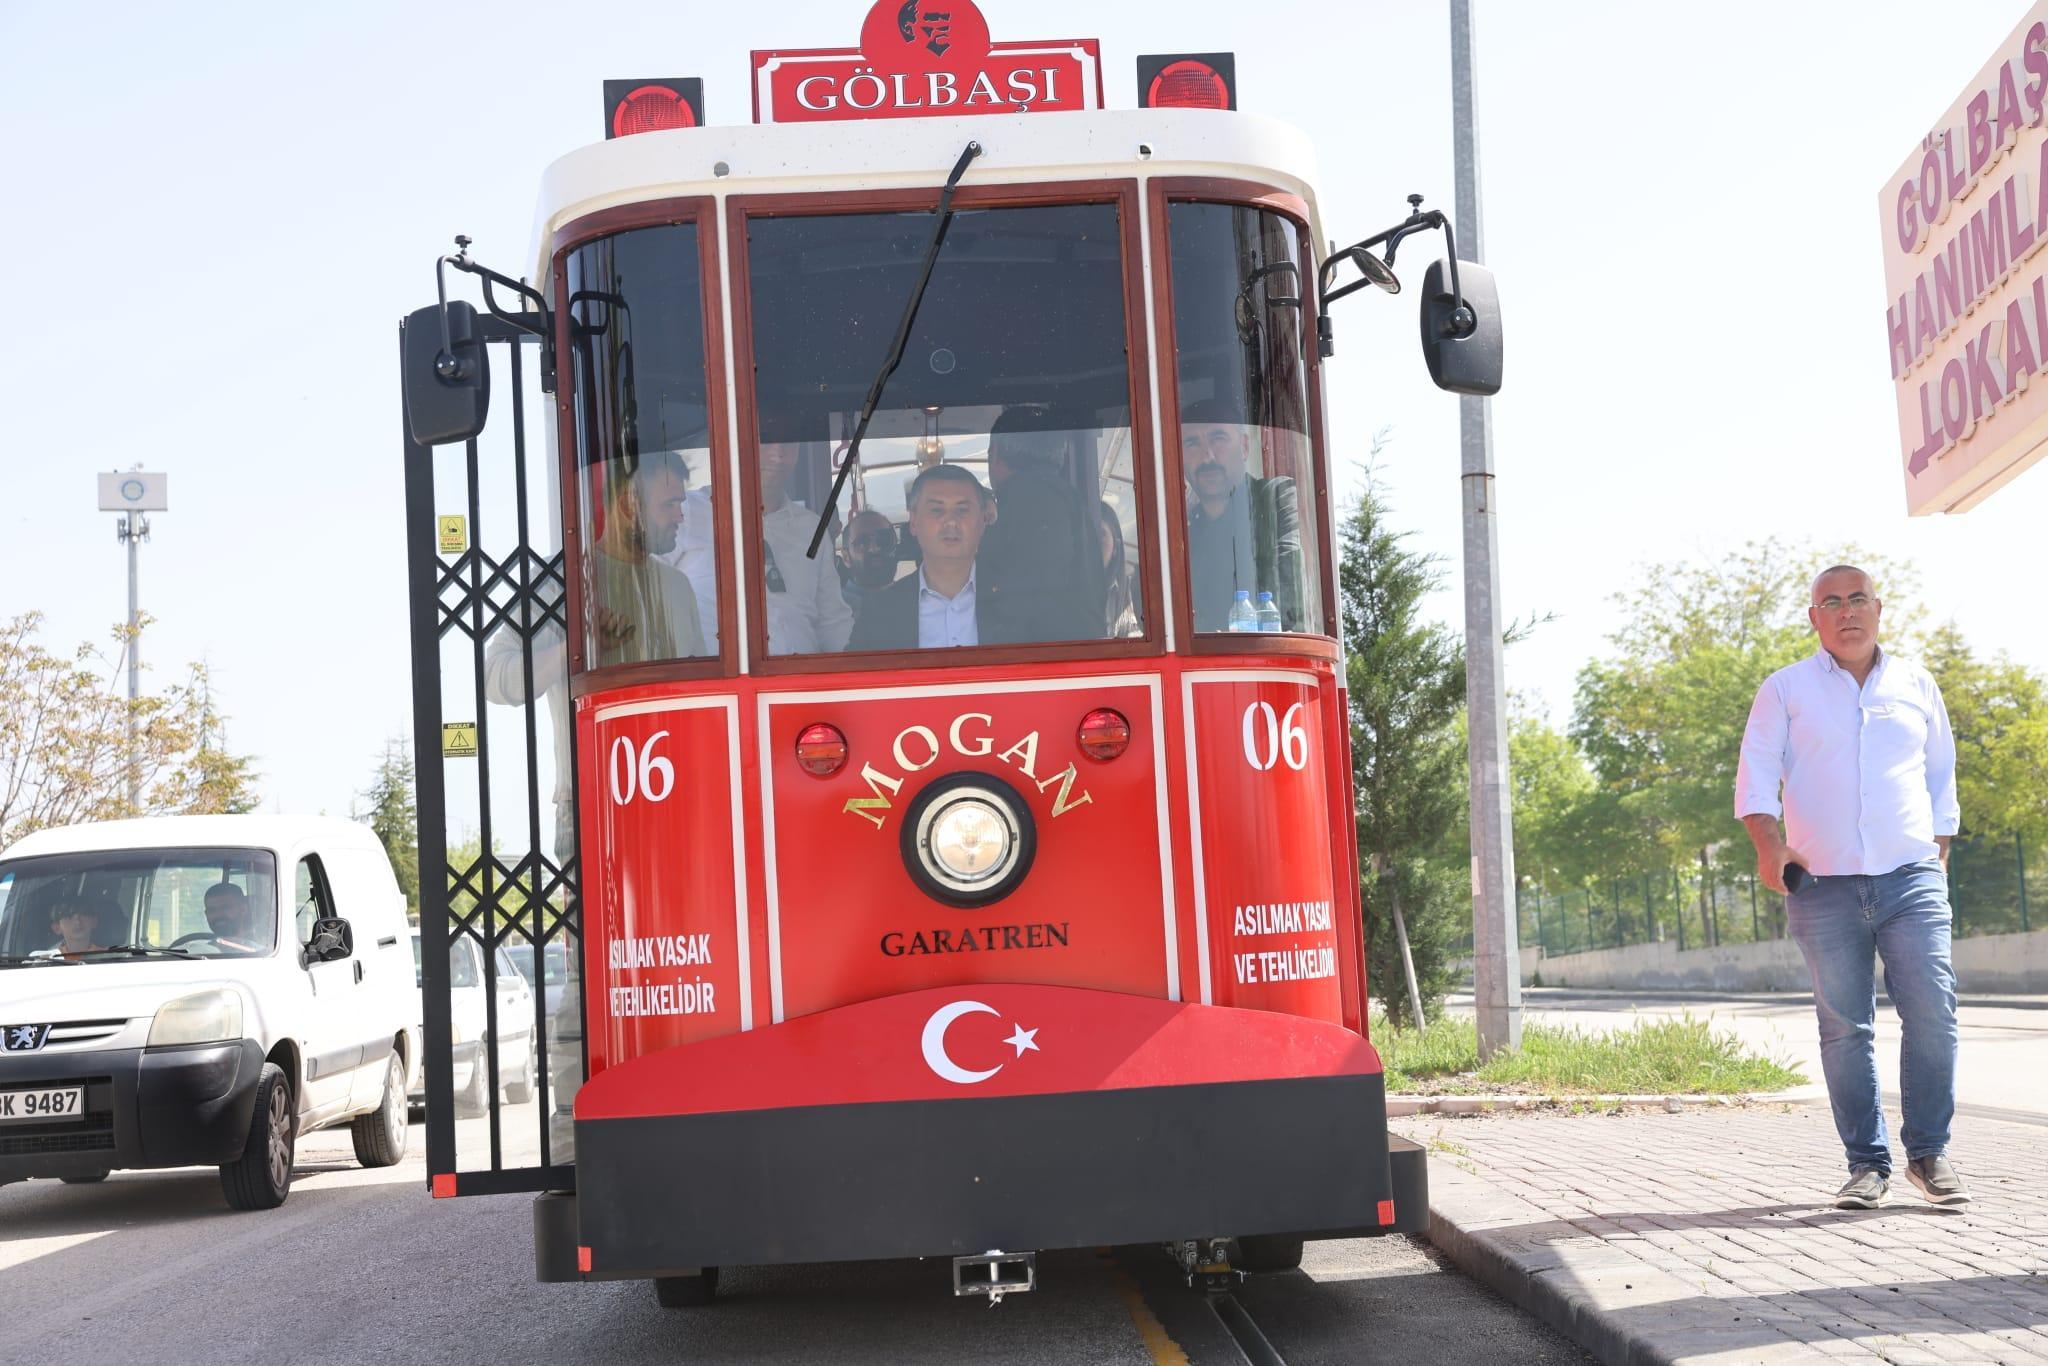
[795,722,849,777]
[1136,53,1236,111]
[1077,708,1130,762]
[604,78,705,139]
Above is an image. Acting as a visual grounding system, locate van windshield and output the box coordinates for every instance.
[0,848,280,964]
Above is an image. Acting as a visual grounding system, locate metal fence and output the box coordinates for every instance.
[1481,834,2034,960]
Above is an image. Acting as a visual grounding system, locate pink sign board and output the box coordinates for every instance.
[751,0,1101,125]
[1880,4,2048,514]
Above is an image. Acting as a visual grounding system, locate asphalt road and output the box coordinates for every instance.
[0,1122,1591,1366]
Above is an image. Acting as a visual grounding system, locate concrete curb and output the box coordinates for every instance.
[1416,1162,1694,1366]
[1386,1086,1823,1116]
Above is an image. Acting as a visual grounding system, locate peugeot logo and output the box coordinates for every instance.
[3,1024,51,1053]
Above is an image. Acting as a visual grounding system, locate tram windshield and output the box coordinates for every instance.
[1165,202,1325,636]
[744,201,1145,656]
[565,222,718,670]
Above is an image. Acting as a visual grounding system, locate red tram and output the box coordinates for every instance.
[400,1,1501,1306]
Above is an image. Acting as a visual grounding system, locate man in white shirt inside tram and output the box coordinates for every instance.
[666,442,854,656]
[1734,565,1968,1211]
[847,464,994,651]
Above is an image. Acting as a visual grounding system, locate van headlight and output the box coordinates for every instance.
[148,990,244,1047]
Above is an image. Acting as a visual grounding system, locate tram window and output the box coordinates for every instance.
[565,223,717,669]
[744,203,1146,656]
[1166,202,1327,637]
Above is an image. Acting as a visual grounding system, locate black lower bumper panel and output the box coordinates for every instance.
[563,1072,1416,1278]
[0,1040,265,1182]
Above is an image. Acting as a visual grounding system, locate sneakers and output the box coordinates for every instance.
[1834,1168,1888,1209]
[1906,1155,1972,1205]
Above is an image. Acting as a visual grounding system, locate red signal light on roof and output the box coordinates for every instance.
[1136,53,1236,111]
[603,78,705,139]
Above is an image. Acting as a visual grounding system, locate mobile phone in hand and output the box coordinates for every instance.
[1783,862,1810,894]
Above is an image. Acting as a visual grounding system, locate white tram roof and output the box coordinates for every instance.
[530,108,1322,283]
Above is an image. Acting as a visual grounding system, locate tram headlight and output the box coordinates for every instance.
[902,774,1036,907]
[928,798,1009,882]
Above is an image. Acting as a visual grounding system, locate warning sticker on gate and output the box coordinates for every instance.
[437,515,468,555]
[442,723,478,758]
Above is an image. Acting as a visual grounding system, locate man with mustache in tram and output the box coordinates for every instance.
[1181,397,1302,633]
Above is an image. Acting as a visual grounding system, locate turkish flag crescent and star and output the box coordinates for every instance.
[575,983,1383,1121]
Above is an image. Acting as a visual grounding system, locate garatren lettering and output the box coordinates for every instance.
[880,922,1072,956]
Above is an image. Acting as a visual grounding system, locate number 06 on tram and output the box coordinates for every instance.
[400,2,1502,1306]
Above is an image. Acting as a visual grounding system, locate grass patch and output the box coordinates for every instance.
[1373,1011,1805,1096]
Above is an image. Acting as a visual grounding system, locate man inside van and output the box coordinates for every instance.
[203,883,263,954]
[49,899,107,957]
[848,464,995,651]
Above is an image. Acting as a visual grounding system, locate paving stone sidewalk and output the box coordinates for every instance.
[1393,1105,2048,1365]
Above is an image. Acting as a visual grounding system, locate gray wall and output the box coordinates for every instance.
[1520,927,2048,995]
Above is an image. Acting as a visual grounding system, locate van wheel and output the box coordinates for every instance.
[653,1268,719,1307]
[1233,1235,1305,1273]
[221,1063,294,1210]
[506,1044,536,1104]
[455,1052,490,1118]
[351,1053,408,1168]
[61,1171,110,1184]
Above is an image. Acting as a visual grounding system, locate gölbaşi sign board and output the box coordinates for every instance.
[1881,4,2048,514]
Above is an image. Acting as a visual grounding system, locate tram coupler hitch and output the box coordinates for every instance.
[1177,1238,1245,1294]
[953,1249,1036,1304]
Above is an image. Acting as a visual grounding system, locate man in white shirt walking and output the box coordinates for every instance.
[1736,565,1966,1210]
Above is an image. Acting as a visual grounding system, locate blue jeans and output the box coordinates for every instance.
[1785,859,1958,1174]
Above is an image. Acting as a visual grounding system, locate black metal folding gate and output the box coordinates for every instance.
[402,314,581,1196]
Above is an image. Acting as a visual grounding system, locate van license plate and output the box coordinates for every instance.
[0,1087,84,1124]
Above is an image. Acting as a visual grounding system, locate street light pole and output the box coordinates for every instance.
[1451,0,1522,1058]
[99,468,166,813]
[118,509,149,810]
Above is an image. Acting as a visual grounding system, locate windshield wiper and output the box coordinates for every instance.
[807,139,983,559]
[0,953,77,966]
[81,944,201,960]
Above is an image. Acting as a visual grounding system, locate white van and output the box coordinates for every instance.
[0,815,420,1208]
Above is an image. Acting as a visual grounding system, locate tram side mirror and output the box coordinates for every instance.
[404,300,492,446]
[1419,258,1503,397]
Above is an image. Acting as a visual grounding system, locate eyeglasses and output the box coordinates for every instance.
[1814,593,1875,613]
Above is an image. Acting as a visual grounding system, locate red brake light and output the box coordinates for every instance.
[610,83,700,138]
[1077,709,1131,762]
[795,723,849,777]
[1146,59,1231,111]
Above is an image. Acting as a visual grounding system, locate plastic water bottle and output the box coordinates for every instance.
[1226,590,1258,632]
[1255,591,1282,633]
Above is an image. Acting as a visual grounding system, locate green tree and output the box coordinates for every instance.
[357,741,421,921]
[0,613,262,848]
[1923,624,2048,850]
[1339,473,1467,1027]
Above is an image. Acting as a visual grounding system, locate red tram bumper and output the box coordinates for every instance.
[544,985,1426,1279]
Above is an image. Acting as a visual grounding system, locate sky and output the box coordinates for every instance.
[3,0,2044,819]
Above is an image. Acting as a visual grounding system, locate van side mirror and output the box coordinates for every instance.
[309,916,355,963]
[1419,258,1503,397]
[403,300,492,446]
